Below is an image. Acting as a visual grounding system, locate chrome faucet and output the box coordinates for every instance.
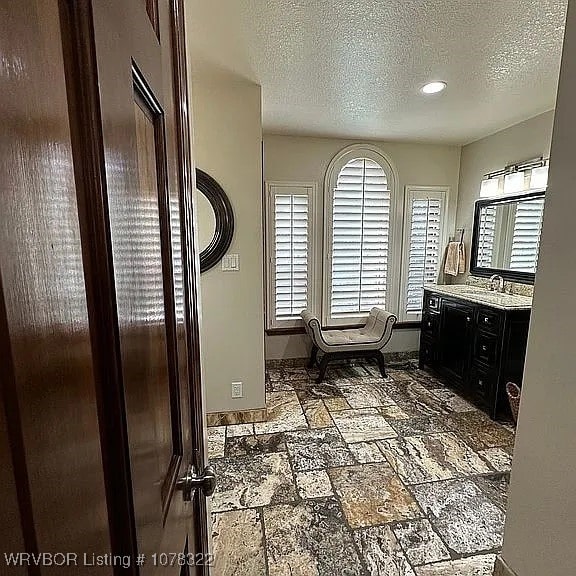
[489,274,505,293]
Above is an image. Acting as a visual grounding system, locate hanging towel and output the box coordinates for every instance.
[457,242,466,274]
[444,241,466,276]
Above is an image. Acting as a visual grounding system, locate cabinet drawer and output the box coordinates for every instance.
[424,293,441,313]
[422,311,440,336]
[477,307,502,335]
[474,332,500,366]
[470,363,497,406]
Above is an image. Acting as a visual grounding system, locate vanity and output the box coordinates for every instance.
[419,285,531,419]
[419,190,542,419]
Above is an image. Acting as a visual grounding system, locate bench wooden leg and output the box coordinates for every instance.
[375,351,387,378]
[308,344,318,369]
[316,354,330,383]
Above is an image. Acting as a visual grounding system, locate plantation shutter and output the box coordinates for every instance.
[273,192,309,321]
[330,158,390,317]
[405,195,444,316]
[477,205,497,268]
[509,197,545,273]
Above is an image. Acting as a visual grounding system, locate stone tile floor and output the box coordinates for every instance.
[207,360,515,576]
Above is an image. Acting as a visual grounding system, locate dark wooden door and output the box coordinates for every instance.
[0,0,209,574]
[73,0,208,573]
[0,297,26,576]
[0,2,113,574]
[440,300,475,387]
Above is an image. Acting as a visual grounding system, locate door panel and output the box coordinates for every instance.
[89,0,204,573]
[118,79,184,565]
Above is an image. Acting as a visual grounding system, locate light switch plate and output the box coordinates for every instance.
[221,254,239,271]
[231,381,243,398]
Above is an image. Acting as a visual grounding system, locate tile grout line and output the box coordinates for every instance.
[258,506,271,576]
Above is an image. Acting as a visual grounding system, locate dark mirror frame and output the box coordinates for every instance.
[196,168,234,273]
[470,189,545,285]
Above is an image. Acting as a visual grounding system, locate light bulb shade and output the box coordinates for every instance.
[504,172,525,194]
[530,166,549,190]
[480,178,499,198]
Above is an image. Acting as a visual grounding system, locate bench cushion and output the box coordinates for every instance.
[322,328,381,346]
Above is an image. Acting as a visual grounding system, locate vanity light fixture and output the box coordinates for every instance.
[421,81,447,94]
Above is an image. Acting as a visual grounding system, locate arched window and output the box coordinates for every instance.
[264,144,450,328]
[324,146,397,324]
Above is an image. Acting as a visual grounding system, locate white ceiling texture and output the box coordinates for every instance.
[187,0,568,144]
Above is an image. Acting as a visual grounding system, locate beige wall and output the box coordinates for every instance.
[191,72,265,413]
[456,111,555,275]
[500,2,576,574]
[264,134,461,359]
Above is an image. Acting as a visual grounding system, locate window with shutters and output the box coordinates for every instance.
[265,182,316,328]
[400,188,448,320]
[477,205,497,267]
[264,146,456,331]
[509,196,545,273]
[323,149,397,325]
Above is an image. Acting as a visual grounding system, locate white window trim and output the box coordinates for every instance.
[265,181,318,329]
[322,145,400,327]
[399,186,450,322]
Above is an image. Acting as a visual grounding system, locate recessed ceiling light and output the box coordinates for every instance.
[421,81,447,94]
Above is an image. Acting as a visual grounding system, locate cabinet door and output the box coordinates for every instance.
[469,363,498,417]
[420,336,439,368]
[440,300,475,386]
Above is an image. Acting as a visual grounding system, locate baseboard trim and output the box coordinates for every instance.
[207,408,268,426]
[493,556,518,576]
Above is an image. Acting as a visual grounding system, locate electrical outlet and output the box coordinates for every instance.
[231,381,243,399]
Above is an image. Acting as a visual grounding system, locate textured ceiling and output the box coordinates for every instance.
[187,0,568,144]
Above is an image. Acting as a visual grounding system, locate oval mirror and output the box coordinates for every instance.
[194,187,216,253]
[195,169,234,273]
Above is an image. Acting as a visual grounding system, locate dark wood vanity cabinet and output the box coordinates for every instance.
[419,289,531,419]
[439,300,475,387]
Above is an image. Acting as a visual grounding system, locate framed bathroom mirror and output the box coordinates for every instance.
[195,169,234,273]
[470,190,545,284]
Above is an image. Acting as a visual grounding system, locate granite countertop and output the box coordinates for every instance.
[426,284,532,311]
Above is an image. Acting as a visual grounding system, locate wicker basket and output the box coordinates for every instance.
[506,382,522,423]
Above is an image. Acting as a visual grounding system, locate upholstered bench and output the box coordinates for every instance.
[300,307,397,383]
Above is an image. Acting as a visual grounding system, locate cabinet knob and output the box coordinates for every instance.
[484,317,489,323]
[482,345,488,351]
[466,316,471,322]
[479,379,484,386]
